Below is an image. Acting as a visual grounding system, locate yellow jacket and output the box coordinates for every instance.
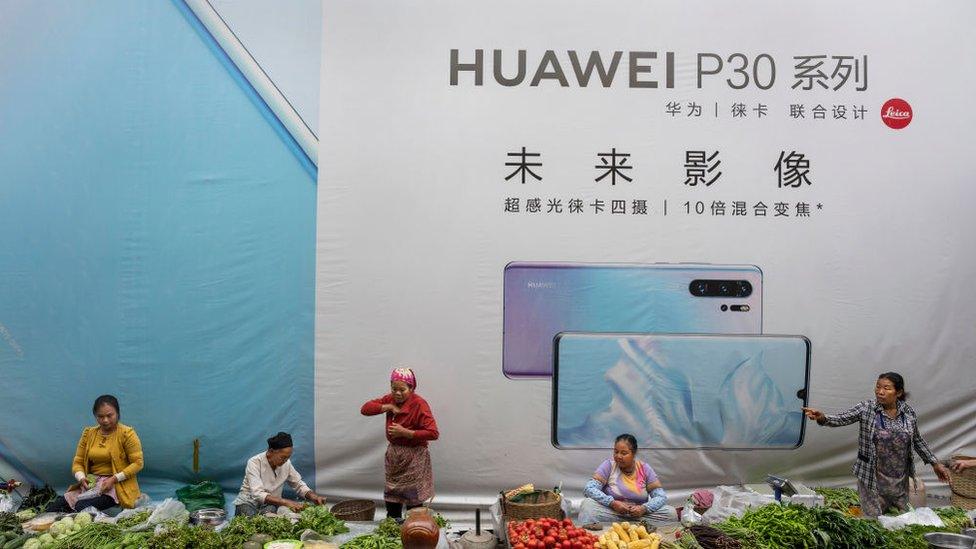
[71,423,144,509]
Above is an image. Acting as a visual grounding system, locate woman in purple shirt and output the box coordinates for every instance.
[578,434,677,525]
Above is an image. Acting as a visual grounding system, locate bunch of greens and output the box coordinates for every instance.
[0,512,22,535]
[716,504,826,549]
[812,488,859,512]
[116,510,152,529]
[341,533,404,549]
[294,506,349,536]
[18,486,57,513]
[375,517,402,539]
[934,506,972,531]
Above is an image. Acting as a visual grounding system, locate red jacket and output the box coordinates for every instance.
[361,393,439,447]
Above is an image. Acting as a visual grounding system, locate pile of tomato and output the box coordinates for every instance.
[506,518,600,549]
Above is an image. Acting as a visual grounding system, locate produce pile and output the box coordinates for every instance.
[595,521,664,549]
[0,504,358,549]
[506,517,603,549]
[340,517,403,549]
[684,503,976,549]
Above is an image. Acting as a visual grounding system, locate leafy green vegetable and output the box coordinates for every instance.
[295,506,349,536]
[376,517,402,539]
[812,487,859,512]
[116,510,152,529]
[341,533,404,549]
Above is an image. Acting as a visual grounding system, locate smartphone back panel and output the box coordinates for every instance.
[503,262,763,378]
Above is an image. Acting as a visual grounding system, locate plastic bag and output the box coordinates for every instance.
[0,494,14,513]
[146,498,189,526]
[121,498,189,532]
[175,481,226,513]
[877,507,944,530]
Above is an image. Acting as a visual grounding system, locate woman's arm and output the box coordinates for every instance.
[910,416,950,482]
[117,429,144,480]
[361,395,393,416]
[643,480,667,514]
[409,401,439,441]
[583,478,613,507]
[71,429,89,481]
[814,401,867,427]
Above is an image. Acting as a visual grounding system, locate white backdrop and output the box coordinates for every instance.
[315,1,976,507]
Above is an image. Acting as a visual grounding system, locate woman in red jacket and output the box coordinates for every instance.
[361,368,439,519]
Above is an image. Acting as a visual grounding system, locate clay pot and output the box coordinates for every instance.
[401,507,440,549]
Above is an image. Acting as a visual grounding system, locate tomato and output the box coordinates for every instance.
[544,536,556,547]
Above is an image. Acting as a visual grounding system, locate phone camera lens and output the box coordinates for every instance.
[720,304,728,311]
[738,281,752,297]
[690,281,708,296]
[719,283,731,295]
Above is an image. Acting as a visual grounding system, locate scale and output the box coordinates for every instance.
[765,475,797,503]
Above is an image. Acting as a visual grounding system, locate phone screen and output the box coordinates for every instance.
[553,333,809,450]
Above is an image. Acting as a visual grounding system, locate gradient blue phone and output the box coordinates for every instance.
[503,262,763,378]
[553,333,811,450]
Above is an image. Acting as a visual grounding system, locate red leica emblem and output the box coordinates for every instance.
[881,98,912,129]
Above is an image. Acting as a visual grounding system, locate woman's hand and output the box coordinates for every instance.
[952,459,976,473]
[626,504,645,518]
[609,500,629,514]
[287,500,307,513]
[387,422,413,439]
[77,476,90,491]
[802,407,825,423]
[99,476,117,494]
[933,462,951,482]
[382,403,402,414]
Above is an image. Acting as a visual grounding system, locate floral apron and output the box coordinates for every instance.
[860,412,911,517]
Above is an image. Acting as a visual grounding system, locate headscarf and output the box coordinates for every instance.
[391,367,417,389]
[691,489,714,510]
[267,431,293,450]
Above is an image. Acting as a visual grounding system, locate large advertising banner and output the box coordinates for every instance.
[316,1,976,505]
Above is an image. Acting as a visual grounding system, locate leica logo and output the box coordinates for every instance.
[881,98,912,130]
[882,107,910,120]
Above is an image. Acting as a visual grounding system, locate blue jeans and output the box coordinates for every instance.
[577,497,677,525]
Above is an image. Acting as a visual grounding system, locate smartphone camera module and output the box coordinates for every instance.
[690,279,753,298]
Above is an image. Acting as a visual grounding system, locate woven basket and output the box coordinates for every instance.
[330,499,376,521]
[501,490,563,520]
[950,492,976,511]
[950,455,976,499]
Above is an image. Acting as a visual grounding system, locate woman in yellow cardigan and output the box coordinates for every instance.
[46,395,145,512]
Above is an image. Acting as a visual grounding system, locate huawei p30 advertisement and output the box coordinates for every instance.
[316,0,976,505]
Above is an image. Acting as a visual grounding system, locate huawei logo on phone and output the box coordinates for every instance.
[527,281,555,289]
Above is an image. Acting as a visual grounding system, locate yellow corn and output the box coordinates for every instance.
[635,526,649,540]
[606,540,619,549]
[628,526,639,541]
[612,524,631,543]
[648,539,659,549]
[609,532,620,543]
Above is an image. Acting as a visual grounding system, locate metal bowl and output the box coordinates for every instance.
[965,529,976,539]
[922,532,976,549]
[189,507,227,527]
